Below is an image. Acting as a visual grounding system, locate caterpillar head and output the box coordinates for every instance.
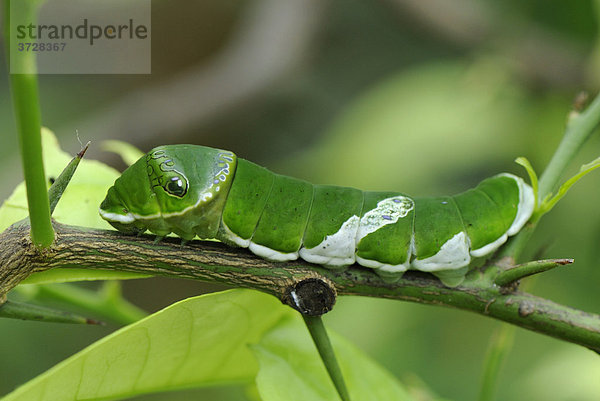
[99,145,237,238]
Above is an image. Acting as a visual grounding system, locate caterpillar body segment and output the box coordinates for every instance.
[100,145,535,286]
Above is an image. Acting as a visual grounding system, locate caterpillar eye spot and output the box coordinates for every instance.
[49,177,56,184]
[165,176,188,197]
[122,208,128,213]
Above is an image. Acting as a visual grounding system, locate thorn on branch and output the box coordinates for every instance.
[48,142,90,214]
[568,92,589,122]
[77,140,91,158]
[572,91,589,113]
[495,258,574,287]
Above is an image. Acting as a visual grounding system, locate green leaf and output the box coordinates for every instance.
[1,289,287,401]
[537,155,600,218]
[515,156,539,209]
[0,128,148,283]
[253,314,414,401]
[101,140,145,166]
[0,128,120,232]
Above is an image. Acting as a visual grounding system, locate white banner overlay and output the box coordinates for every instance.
[10,0,151,74]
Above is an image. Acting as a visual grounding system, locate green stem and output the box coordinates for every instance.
[538,92,600,200]
[303,315,351,401]
[16,282,147,326]
[501,91,600,261]
[0,300,101,325]
[477,323,515,401]
[5,0,54,248]
[478,272,541,401]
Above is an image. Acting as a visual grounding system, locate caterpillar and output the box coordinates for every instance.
[99,145,535,286]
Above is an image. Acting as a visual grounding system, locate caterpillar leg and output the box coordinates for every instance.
[373,268,406,284]
[431,267,468,287]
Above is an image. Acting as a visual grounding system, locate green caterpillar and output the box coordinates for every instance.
[99,145,534,286]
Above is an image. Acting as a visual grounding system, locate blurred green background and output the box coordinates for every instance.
[1,0,600,400]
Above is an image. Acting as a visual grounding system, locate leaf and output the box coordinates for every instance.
[101,140,145,166]
[0,128,120,232]
[515,156,539,209]
[0,128,148,283]
[0,289,287,401]
[540,155,600,214]
[253,314,414,401]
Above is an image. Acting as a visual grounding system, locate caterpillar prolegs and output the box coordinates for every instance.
[99,145,535,286]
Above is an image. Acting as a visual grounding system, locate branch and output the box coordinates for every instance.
[1,221,599,353]
[538,93,600,198]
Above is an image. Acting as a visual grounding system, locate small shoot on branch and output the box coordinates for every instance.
[516,156,600,224]
[536,156,600,220]
[0,141,98,324]
[515,156,539,210]
[0,300,103,325]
